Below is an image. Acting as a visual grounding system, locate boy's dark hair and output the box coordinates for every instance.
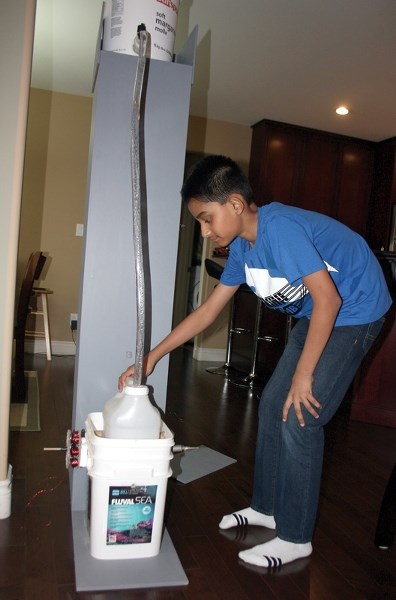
[181,155,253,205]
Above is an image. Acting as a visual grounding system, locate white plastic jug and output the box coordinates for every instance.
[103,382,161,439]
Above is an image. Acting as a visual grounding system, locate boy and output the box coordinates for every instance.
[119,155,392,568]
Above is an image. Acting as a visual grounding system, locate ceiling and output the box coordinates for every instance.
[31,0,396,142]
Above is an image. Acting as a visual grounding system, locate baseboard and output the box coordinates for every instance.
[192,346,226,362]
[25,339,76,356]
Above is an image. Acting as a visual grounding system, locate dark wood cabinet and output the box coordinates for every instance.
[336,142,374,235]
[365,137,396,251]
[351,304,396,427]
[351,253,396,427]
[249,121,302,204]
[249,119,375,236]
[297,134,339,216]
[351,141,396,428]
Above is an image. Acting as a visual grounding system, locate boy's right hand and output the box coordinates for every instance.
[118,365,135,391]
[118,354,155,391]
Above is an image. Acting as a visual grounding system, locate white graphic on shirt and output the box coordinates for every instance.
[244,266,307,314]
[245,267,287,298]
[243,261,338,314]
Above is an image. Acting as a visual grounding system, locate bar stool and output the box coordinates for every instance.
[204,259,252,377]
[207,286,254,377]
[227,297,276,389]
[25,287,53,360]
[204,259,294,389]
[228,302,293,389]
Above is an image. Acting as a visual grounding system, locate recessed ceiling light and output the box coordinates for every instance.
[336,106,349,116]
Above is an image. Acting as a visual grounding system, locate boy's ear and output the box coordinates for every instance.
[228,194,245,214]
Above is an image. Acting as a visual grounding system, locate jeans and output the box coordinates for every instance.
[251,315,386,543]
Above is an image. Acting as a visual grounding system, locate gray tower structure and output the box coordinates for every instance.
[70,32,197,591]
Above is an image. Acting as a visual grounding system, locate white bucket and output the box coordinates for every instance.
[0,465,12,519]
[102,0,180,62]
[85,412,174,560]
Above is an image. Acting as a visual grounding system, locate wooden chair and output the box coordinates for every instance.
[13,251,47,402]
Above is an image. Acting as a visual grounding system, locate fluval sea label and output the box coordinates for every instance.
[106,485,157,545]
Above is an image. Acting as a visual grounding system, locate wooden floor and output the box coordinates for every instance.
[2,348,396,599]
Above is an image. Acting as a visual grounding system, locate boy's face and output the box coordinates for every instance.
[188,196,243,247]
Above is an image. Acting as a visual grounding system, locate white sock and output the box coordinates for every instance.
[238,536,312,568]
[219,507,276,530]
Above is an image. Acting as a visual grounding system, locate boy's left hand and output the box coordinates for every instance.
[282,371,321,427]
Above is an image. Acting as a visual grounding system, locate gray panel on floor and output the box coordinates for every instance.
[72,511,188,591]
[171,445,237,484]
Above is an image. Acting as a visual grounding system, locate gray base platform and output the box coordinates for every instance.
[72,510,188,592]
[171,445,236,484]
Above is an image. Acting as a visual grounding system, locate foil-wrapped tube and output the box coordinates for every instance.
[130,27,148,387]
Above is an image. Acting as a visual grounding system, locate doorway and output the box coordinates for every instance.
[172,152,204,329]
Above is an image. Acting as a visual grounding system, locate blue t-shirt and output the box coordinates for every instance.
[220,203,392,326]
